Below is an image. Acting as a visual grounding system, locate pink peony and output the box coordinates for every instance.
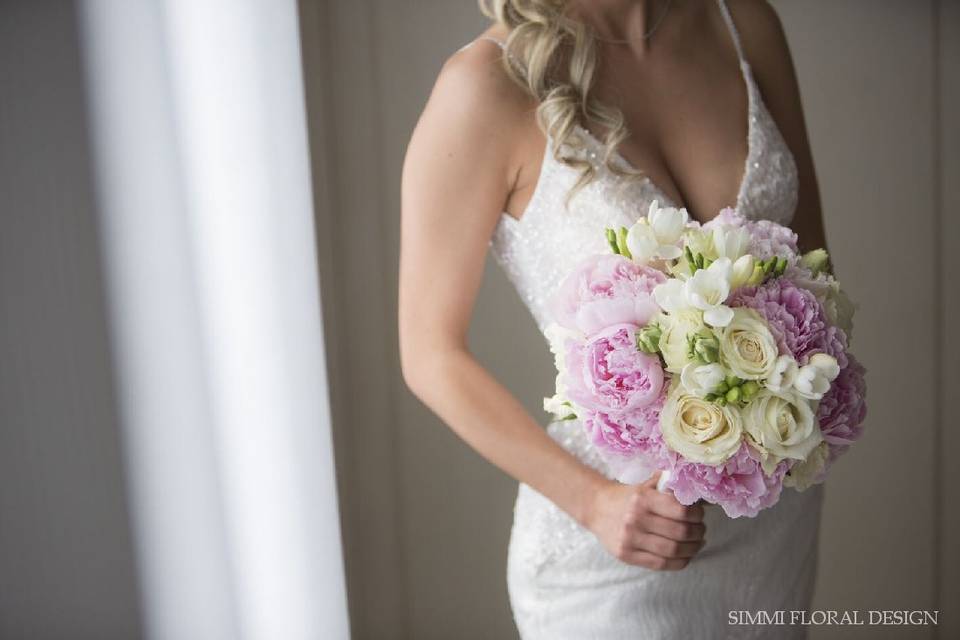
[817,353,867,461]
[565,324,665,414]
[582,389,667,456]
[550,254,666,335]
[663,443,789,518]
[730,278,848,367]
[705,207,799,261]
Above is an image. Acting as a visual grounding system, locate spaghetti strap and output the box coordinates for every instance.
[477,35,507,50]
[459,35,521,73]
[716,0,748,67]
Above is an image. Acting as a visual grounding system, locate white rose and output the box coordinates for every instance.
[660,384,744,465]
[783,441,830,491]
[719,308,779,380]
[680,362,726,397]
[657,309,707,373]
[794,353,840,400]
[744,390,822,474]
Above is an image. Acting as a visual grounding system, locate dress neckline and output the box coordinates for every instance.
[493,0,786,228]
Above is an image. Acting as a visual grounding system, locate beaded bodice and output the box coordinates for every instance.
[487,2,799,333]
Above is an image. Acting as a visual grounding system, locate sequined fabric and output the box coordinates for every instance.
[481,2,822,637]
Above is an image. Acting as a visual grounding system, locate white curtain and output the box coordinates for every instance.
[79,1,350,639]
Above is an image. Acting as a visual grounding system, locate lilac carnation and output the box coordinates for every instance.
[565,324,665,413]
[817,353,867,462]
[705,207,799,261]
[663,443,788,518]
[730,278,848,366]
[550,254,666,335]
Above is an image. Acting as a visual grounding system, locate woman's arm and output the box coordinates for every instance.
[733,0,828,255]
[399,41,704,570]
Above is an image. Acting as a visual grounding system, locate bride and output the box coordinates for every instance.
[400,0,827,637]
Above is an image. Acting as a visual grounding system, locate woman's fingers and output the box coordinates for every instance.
[621,550,691,571]
[645,489,705,523]
[635,533,704,559]
[642,514,706,542]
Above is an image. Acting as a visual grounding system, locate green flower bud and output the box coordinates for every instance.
[800,248,830,276]
[684,245,698,272]
[690,334,720,364]
[775,256,788,276]
[715,395,728,406]
[763,258,776,275]
[616,226,632,259]
[725,387,741,403]
[748,263,766,286]
[636,324,662,354]
[741,380,760,398]
[605,228,620,255]
[725,374,741,388]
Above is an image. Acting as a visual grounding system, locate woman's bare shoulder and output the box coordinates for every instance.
[418,29,533,144]
[724,1,791,64]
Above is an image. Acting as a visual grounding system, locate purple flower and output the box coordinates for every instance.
[550,254,666,335]
[730,278,848,367]
[663,443,789,518]
[565,324,665,414]
[817,353,868,461]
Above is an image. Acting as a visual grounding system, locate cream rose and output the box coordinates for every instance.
[719,308,778,380]
[657,309,707,373]
[783,441,830,491]
[660,384,743,465]
[744,390,822,474]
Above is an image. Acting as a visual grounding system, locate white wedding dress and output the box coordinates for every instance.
[479,2,825,638]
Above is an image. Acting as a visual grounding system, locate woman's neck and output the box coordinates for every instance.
[568,0,674,45]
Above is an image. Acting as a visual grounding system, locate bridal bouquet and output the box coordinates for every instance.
[543,202,867,518]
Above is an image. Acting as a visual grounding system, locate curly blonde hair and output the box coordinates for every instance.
[479,0,639,193]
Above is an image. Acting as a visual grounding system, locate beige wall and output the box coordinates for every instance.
[301,1,959,638]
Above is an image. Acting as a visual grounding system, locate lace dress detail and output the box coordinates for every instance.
[474,3,822,638]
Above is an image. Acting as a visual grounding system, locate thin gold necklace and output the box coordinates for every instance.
[593,0,675,44]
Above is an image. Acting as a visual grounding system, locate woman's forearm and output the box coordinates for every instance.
[403,346,609,527]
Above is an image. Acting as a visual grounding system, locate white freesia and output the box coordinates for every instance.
[626,200,689,263]
[729,254,757,290]
[712,225,752,260]
[680,362,726,397]
[765,354,799,392]
[793,353,840,400]
[660,384,744,465]
[718,308,779,380]
[653,279,688,313]
[684,257,735,327]
[543,393,575,420]
[783,441,830,491]
[744,390,822,474]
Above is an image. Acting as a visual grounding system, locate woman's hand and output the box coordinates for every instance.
[585,472,706,570]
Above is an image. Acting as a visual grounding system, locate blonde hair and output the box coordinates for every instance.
[478,0,638,194]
